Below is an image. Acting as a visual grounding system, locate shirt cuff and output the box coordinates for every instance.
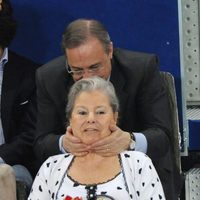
[59,135,67,153]
[134,132,148,153]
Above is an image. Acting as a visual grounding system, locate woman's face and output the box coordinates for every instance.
[70,90,118,144]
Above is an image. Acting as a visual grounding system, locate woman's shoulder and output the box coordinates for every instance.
[121,150,148,157]
[38,154,73,178]
[43,153,73,168]
[47,153,72,160]
[120,151,152,164]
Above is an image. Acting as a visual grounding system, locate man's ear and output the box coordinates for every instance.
[109,42,113,59]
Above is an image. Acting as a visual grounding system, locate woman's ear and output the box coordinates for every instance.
[114,112,118,124]
[66,126,74,135]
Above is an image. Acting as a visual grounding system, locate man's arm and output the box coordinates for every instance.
[0,53,40,167]
[0,91,37,165]
[135,55,171,160]
[34,67,65,163]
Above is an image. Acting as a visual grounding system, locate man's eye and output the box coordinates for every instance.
[90,64,101,71]
[73,70,83,75]
[91,65,99,69]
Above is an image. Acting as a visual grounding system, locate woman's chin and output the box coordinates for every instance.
[82,137,99,145]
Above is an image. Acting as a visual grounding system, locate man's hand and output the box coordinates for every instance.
[62,126,89,156]
[90,125,131,156]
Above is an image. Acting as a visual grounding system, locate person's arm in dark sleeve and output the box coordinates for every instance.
[136,55,172,161]
[34,67,65,163]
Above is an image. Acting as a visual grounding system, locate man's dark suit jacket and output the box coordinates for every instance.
[0,51,39,176]
[35,48,181,199]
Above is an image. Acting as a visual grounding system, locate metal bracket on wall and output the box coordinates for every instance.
[180,0,200,105]
[185,168,200,200]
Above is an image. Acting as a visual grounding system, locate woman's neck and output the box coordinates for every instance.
[75,152,107,162]
[68,153,121,185]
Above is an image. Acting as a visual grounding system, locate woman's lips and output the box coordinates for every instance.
[84,128,98,132]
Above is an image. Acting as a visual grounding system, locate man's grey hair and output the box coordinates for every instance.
[62,19,111,54]
[66,77,119,120]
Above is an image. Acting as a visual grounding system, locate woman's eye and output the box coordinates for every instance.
[96,111,105,115]
[78,111,87,115]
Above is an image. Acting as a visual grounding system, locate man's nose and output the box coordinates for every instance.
[82,70,93,78]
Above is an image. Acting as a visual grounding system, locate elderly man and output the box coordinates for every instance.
[35,19,181,199]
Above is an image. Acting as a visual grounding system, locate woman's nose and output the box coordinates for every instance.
[87,112,95,123]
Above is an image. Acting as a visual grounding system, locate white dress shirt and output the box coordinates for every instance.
[0,48,8,146]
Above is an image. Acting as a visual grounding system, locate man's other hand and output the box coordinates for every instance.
[62,126,89,156]
[90,125,131,156]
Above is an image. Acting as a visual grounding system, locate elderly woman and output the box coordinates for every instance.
[28,77,165,200]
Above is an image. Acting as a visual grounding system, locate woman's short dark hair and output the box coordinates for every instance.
[0,0,17,48]
[66,76,119,120]
[62,19,111,55]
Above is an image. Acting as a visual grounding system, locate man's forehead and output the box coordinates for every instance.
[66,44,105,67]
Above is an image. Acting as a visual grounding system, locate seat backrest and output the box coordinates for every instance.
[160,71,181,172]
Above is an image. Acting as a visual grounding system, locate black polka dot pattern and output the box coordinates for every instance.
[39,185,42,192]
[101,191,107,195]
[73,182,79,187]
[124,153,130,158]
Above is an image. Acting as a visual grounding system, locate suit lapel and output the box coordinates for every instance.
[110,60,128,125]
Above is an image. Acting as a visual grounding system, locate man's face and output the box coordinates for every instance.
[65,37,113,81]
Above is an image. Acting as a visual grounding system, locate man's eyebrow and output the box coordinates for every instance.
[89,62,101,67]
[70,66,83,70]
[70,61,101,69]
